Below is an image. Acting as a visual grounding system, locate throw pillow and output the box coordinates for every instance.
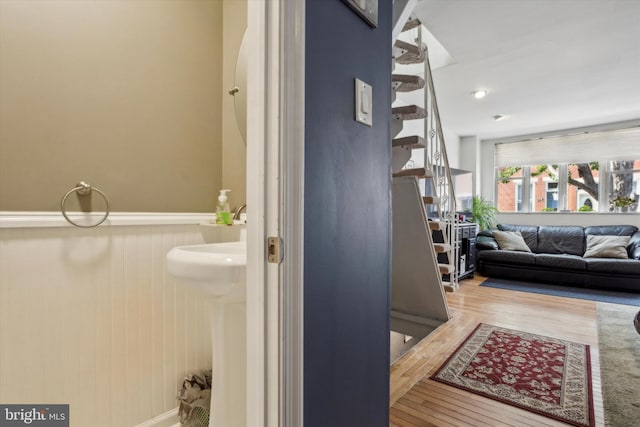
[583,235,631,259]
[492,230,532,252]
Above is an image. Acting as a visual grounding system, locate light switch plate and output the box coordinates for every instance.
[355,78,373,127]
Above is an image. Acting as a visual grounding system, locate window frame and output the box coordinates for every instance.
[495,160,639,213]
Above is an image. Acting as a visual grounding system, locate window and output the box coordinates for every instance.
[514,180,523,211]
[493,127,640,213]
[608,160,640,212]
[495,166,535,212]
[567,162,599,212]
[496,166,522,212]
[495,160,638,213]
[529,165,559,212]
[546,182,558,211]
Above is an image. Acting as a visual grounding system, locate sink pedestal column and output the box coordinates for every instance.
[209,297,246,427]
[164,241,247,427]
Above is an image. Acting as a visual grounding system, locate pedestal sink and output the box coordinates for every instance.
[166,240,246,427]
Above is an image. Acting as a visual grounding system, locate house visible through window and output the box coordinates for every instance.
[493,127,640,213]
[496,166,523,212]
[546,182,558,211]
[515,180,523,211]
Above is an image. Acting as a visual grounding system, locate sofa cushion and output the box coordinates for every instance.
[476,235,499,250]
[478,250,536,266]
[492,231,532,252]
[584,225,638,237]
[537,226,585,256]
[583,235,630,259]
[497,224,539,252]
[585,258,640,275]
[536,254,586,271]
[628,231,640,260]
[584,226,639,259]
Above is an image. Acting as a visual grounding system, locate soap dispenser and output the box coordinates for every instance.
[215,189,232,225]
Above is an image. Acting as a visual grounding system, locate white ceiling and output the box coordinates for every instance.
[409,0,640,140]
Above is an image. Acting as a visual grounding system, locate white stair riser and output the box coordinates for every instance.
[392,146,413,174]
[391,119,404,139]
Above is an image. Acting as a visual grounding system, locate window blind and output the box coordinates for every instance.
[494,127,640,167]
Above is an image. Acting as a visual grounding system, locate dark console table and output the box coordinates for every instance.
[433,222,478,282]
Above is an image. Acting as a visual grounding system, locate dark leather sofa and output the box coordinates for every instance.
[476,224,640,292]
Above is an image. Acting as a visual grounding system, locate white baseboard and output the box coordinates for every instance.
[134,408,180,427]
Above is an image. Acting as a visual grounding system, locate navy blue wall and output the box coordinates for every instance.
[304,1,392,425]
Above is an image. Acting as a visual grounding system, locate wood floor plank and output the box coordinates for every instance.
[389,407,437,427]
[411,381,557,427]
[390,275,604,427]
[401,391,512,427]
[393,399,459,427]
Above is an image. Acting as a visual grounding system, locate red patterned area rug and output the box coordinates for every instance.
[430,323,594,427]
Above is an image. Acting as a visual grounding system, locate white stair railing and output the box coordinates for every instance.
[416,25,459,291]
[418,26,460,290]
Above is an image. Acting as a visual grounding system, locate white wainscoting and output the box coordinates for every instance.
[0,220,212,427]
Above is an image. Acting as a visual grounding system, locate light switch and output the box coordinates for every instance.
[361,91,370,114]
[355,78,372,127]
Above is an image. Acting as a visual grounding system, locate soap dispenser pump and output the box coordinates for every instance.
[215,189,232,225]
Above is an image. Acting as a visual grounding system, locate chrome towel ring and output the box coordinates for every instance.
[60,181,110,228]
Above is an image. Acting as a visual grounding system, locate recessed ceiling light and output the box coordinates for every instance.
[493,114,507,121]
[472,90,487,99]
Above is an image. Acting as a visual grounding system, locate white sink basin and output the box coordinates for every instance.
[166,241,246,297]
[165,239,248,426]
[200,222,246,243]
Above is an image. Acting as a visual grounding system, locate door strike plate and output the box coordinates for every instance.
[267,237,284,264]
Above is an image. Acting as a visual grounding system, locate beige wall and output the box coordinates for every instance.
[222,0,247,212]
[0,0,239,213]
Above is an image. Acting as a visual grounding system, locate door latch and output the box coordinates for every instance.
[267,237,284,264]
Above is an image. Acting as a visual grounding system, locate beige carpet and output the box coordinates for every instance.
[597,303,640,427]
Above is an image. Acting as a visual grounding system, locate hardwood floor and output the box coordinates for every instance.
[390,275,604,427]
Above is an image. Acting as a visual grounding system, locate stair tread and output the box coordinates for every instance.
[392,105,427,121]
[393,168,433,179]
[392,74,426,93]
[428,221,444,231]
[392,135,425,149]
[438,263,455,274]
[433,243,451,253]
[402,15,422,32]
[423,196,440,205]
[442,281,456,293]
[393,40,426,65]
[392,74,424,84]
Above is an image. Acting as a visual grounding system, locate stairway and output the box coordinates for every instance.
[391,13,459,292]
[389,7,458,338]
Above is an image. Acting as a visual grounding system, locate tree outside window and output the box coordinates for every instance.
[495,160,639,212]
